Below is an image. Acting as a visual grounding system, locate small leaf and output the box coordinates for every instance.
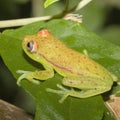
[44,0,59,8]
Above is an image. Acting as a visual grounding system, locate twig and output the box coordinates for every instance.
[0,99,33,120]
[0,16,51,28]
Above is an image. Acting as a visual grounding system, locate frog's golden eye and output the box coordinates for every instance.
[27,41,37,53]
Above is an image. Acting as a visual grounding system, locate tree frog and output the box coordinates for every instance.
[17,29,117,103]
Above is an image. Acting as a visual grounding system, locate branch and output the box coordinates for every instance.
[0,99,33,120]
[0,16,51,28]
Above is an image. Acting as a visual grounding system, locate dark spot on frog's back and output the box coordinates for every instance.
[94,65,98,69]
[41,38,44,42]
[70,52,74,55]
[103,76,106,79]
[86,67,90,71]
[83,56,87,60]
[78,59,81,63]
[55,45,58,48]
[77,72,83,76]
[40,37,49,42]
[58,54,61,57]
[95,72,99,76]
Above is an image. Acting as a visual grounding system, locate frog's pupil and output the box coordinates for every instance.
[27,41,34,52]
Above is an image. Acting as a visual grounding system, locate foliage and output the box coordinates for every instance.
[44,0,60,8]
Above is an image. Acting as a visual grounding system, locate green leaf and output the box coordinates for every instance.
[44,0,59,8]
[0,19,118,120]
[102,105,116,120]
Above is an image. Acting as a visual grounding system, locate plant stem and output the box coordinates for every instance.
[0,16,51,28]
[64,0,69,12]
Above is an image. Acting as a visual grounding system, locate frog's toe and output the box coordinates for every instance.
[46,84,71,103]
[46,84,69,94]
[17,72,40,86]
[17,72,28,86]
[16,70,30,85]
[16,70,29,74]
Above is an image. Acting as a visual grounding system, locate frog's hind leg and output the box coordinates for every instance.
[46,84,110,103]
[46,76,113,103]
[46,84,74,103]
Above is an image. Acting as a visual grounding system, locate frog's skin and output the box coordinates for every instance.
[17,29,117,103]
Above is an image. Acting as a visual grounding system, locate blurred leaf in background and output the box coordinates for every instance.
[100,26,120,45]
[0,0,30,20]
[78,0,120,45]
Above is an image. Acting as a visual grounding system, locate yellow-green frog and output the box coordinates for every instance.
[17,29,117,103]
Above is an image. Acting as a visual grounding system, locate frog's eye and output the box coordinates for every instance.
[27,41,37,53]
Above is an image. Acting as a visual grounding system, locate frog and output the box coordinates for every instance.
[17,29,117,103]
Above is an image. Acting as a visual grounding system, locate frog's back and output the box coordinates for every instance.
[37,34,114,81]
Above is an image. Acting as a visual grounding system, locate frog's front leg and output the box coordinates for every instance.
[17,69,54,86]
[46,76,113,103]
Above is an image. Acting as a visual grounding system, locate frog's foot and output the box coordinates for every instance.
[46,84,75,103]
[16,70,40,86]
